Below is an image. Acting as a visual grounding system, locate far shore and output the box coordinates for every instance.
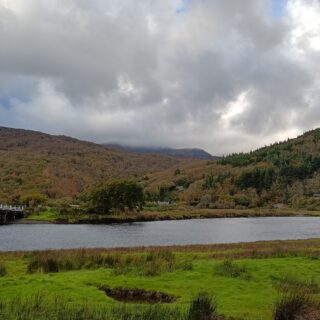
[15,207,320,225]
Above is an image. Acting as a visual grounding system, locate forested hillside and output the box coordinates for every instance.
[145,129,320,210]
[0,127,194,204]
[1,127,320,211]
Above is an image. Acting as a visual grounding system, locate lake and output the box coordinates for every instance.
[0,217,319,251]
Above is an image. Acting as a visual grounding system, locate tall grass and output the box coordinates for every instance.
[27,249,192,276]
[0,292,222,320]
[273,273,319,295]
[0,263,6,277]
[215,259,250,280]
[187,292,218,320]
[273,292,310,320]
[0,294,183,320]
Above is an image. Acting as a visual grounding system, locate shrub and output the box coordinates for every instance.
[273,292,310,320]
[187,292,217,320]
[90,180,144,214]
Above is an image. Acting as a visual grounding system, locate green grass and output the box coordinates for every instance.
[0,241,319,319]
[25,209,58,222]
[214,259,251,280]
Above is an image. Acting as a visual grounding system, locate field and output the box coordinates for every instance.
[0,239,319,319]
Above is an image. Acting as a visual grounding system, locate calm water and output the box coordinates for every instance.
[0,217,319,251]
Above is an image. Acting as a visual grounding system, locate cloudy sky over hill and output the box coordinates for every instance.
[0,0,319,154]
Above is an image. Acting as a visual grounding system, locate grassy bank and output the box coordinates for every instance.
[0,239,319,319]
[23,206,320,224]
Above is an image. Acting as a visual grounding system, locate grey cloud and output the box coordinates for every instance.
[0,0,319,155]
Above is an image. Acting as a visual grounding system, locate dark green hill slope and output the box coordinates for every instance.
[145,129,320,210]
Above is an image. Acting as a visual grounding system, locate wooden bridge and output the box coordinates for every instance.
[0,204,26,225]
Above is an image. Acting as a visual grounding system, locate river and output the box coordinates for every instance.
[0,217,319,251]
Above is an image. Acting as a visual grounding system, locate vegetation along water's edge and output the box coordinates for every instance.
[0,239,319,320]
[19,207,320,224]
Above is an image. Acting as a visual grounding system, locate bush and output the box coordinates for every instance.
[187,292,217,320]
[234,195,251,207]
[273,292,310,320]
[90,180,144,214]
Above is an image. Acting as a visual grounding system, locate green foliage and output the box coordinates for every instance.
[19,193,48,208]
[219,129,320,173]
[187,292,217,320]
[90,180,144,214]
[234,194,251,207]
[236,167,275,192]
[202,173,216,189]
[158,185,175,202]
[202,172,230,190]
[278,164,313,184]
[174,177,191,189]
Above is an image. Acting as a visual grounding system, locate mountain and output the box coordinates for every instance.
[104,144,217,160]
[0,127,200,203]
[144,128,320,210]
[1,126,320,211]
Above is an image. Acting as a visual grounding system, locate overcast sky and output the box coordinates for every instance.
[0,0,320,155]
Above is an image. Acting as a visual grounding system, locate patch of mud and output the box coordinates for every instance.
[100,287,177,304]
[295,305,320,320]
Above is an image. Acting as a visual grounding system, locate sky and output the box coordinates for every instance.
[0,0,320,155]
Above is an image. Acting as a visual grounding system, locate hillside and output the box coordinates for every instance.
[104,144,217,160]
[2,127,320,211]
[144,129,320,210]
[0,127,202,204]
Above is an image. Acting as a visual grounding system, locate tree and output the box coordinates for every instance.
[90,180,144,214]
[236,168,275,193]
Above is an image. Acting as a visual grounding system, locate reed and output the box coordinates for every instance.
[0,293,186,320]
[27,249,193,276]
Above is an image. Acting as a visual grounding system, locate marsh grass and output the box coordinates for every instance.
[0,293,186,320]
[187,292,218,320]
[215,259,250,280]
[273,291,311,320]
[0,263,6,277]
[27,249,193,276]
[27,250,107,273]
[273,273,319,295]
